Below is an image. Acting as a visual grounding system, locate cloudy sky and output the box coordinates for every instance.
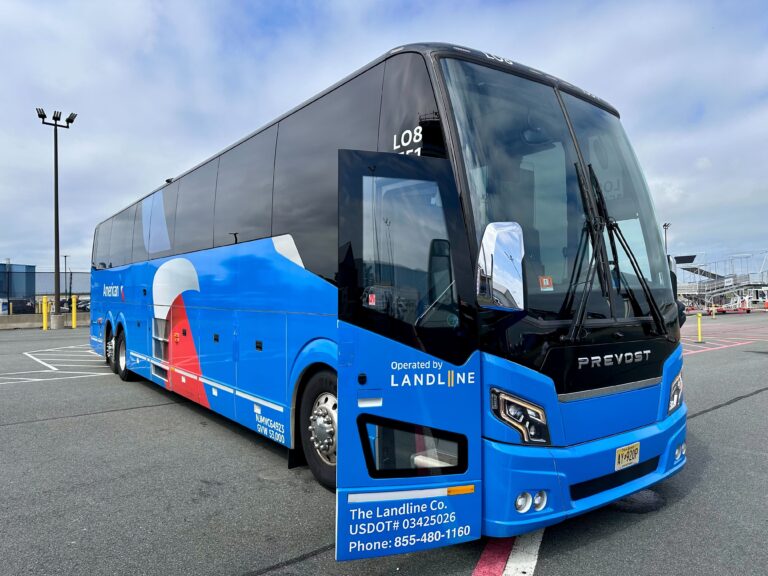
[1,0,766,271]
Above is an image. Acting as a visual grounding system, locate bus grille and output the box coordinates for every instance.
[570,456,660,501]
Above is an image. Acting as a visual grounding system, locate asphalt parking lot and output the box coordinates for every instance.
[1,313,767,576]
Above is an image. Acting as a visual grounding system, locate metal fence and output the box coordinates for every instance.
[0,271,90,314]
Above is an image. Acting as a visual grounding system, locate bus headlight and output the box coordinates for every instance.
[491,388,550,445]
[668,372,683,414]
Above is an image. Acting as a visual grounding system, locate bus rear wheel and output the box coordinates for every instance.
[300,370,337,489]
[115,331,135,381]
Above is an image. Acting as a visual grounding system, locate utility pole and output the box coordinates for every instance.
[663,222,671,254]
[36,108,77,329]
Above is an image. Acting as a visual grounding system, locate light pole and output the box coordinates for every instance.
[36,108,77,329]
[663,222,671,254]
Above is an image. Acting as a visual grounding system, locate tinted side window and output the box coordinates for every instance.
[174,160,218,254]
[109,205,136,268]
[93,220,112,269]
[132,197,150,262]
[214,126,277,247]
[273,63,384,280]
[147,182,178,259]
[379,53,446,158]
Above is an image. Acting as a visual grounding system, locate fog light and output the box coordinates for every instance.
[674,445,682,460]
[533,490,547,511]
[681,442,686,456]
[515,492,532,513]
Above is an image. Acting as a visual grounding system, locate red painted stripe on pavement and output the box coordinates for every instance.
[473,538,516,576]
[683,341,751,355]
[681,341,712,349]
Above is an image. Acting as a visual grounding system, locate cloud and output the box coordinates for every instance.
[0,0,766,270]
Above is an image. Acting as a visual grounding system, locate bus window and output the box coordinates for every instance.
[361,175,458,328]
[273,63,384,280]
[358,415,467,478]
[213,126,276,247]
[93,219,112,270]
[109,205,136,268]
[379,53,446,159]
[174,159,218,254]
[132,199,149,263]
[147,182,178,259]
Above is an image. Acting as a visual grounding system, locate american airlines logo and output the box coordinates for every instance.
[103,284,122,298]
[577,350,651,370]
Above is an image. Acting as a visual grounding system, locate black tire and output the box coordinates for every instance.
[300,370,338,490]
[106,328,118,374]
[115,330,135,381]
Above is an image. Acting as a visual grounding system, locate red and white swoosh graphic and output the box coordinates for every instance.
[152,259,209,407]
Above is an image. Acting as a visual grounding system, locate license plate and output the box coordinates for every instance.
[615,442,640,471]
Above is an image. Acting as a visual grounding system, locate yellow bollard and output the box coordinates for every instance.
[42,296,48,330]
[71,295,77,329]
[8,302,12,315]
[696,313,703,343]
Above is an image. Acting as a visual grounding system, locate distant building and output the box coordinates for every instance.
[0,263,36,301]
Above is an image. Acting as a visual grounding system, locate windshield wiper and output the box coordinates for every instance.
[588,164,668,336]
[415,281,455,327]
[564,163,611,342]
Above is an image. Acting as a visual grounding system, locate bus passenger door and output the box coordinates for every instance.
[336,150,482,561]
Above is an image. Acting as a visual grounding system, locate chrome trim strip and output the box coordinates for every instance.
[174,367,199,381]
[558,377,661,402]
[235,390,285,413]
[200,377,234,394]
[357,397,383,408]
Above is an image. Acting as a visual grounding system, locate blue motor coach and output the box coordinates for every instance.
[91,43,687,561]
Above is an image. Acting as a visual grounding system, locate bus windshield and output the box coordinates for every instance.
[440,58,674,322]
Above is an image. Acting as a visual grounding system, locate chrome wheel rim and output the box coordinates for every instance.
[308,391,338,465]
[118,338,126,372]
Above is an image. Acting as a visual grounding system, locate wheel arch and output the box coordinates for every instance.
[288,338,338,451]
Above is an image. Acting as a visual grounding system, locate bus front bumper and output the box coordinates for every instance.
[482,404,687,537]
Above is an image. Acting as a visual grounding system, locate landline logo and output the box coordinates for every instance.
[103,284,124,300]
[389,360,476,388]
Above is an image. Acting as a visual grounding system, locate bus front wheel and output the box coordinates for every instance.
[300,370,337,489]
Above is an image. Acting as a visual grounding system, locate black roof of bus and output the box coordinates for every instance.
[96,42,618,227]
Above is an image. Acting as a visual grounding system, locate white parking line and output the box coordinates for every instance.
[23,352,58,371]
[0,373,111,386]
[473,529,544,576]
[14,345,110,377]
[502,530,544,575]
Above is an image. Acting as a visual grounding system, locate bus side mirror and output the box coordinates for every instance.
[667,255,678,297]
[667,255,686,327]
[477,222,525,311]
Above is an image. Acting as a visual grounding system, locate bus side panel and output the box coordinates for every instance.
[123,262,152,379]
[89,269,108,355]
[193,307,234,417]
[234,310,287,440]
